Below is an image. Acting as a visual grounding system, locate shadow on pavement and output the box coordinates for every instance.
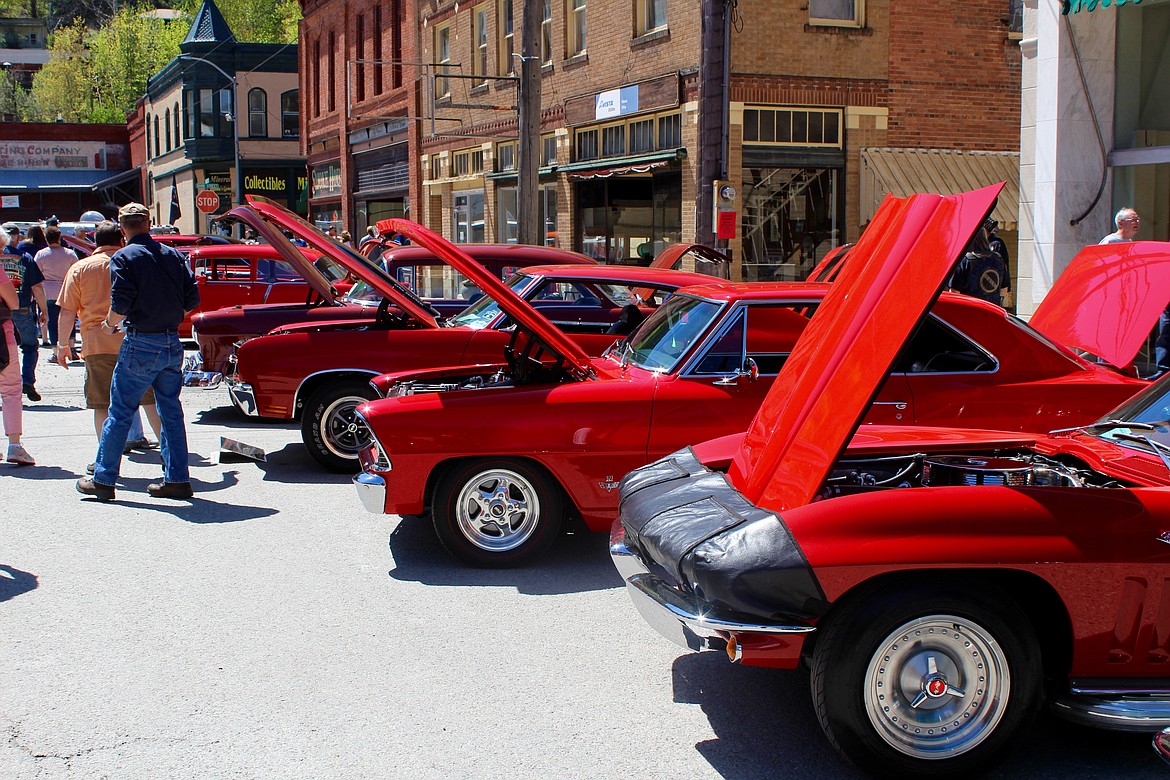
[0,564,38,602]
[251,443,354,486]
[192,404,297,429]
[385,515,622,595]
[669,653,1166,779]
[670,654,857,779]
[0,464,78,480]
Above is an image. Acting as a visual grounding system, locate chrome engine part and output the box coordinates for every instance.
[921,455,1082,488]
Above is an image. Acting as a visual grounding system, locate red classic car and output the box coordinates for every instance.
[188,198,597,376]
[350,201,1165,568]
[178,243,351,339]
[231,254,715,470]
[610,186,1170,776]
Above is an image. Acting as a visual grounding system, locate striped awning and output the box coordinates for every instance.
[859,148,1020,231]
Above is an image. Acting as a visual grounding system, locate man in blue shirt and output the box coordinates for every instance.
[0,223,47,400]
[76,203,200,502]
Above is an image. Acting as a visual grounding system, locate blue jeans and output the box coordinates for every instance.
[93,332,189,487]
[10,310,37,387]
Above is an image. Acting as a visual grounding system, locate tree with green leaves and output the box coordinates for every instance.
[19,0,299,123]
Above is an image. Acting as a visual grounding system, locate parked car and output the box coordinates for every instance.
[179,243,352,339]
[155,233,240,251]
[610,186,1170,777]
[351,193,1166,568]
[188,198,597,376]
[230,228,717,471]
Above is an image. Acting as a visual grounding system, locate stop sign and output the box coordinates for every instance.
[195,189,221,214]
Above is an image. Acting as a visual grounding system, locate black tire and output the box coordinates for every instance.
[810,584,1041,778]
[300,380,378,472]
[432,459,563,567]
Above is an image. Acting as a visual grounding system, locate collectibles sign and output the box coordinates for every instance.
[0,141,107,170]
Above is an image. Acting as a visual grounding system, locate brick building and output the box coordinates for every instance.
[727,0,1022,284]
[299,0,1022,283]
[299,0,416,233]
[0,123,131,222]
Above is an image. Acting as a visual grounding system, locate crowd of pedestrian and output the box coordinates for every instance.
[0,205,200,495]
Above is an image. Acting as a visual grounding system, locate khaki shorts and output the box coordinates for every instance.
[85,353,156,410]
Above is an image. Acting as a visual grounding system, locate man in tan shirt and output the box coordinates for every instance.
[55,221,161,444]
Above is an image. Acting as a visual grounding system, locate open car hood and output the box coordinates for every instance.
[727,184,1003,511]
[378,218,594,376]
[650,242,730,269]
[236,196,438,328]
[1029,241,1170,368]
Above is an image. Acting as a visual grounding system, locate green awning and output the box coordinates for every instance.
[1063,0,1142,14]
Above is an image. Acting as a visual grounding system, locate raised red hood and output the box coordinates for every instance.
[1030,241,1170,368]
[378,218,594,376]
[727,184,1003,511]
[240,196,439,328]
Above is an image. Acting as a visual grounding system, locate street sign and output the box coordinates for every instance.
[195,189,220,214]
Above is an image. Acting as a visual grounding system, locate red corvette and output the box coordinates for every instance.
[611,187,1170,776]
[351,191,1166,568]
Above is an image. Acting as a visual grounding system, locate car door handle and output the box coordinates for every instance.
[871,401,907,410]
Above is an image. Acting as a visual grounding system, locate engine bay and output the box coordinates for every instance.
[818,450,1128,499]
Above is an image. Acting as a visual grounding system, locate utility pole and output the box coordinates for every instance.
[516,0,542,246]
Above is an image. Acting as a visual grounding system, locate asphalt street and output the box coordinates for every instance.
[0,349,1165,779]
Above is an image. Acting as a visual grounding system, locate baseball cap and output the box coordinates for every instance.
[118,202,149,219]
[2,222,19,234]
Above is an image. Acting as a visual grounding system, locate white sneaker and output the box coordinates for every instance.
[7,444,34,466]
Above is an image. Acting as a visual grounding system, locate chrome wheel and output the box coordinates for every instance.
[319,394,373,459]
[453,467,541,552]
[864,614,1010,760]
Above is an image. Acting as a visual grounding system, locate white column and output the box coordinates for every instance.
[1019,0,1116,316]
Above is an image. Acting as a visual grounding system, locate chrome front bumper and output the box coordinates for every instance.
[182,354,223,389]
[353,471,387,514]
[609,520,815,653]
[226,379,258,416]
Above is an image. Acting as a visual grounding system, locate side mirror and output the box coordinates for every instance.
[713,357,759,386]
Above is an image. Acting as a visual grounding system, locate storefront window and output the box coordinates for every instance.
[454,191,485,243]
[576,172,680,264]
[497,186,557,245]
[740,166,840,281]
[1112,4,1170,241]
[498,188,519,243]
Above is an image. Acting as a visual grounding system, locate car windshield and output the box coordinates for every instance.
[343,279,385,304]
[622,294,723,372]
[1085,373,1170,450]
[445,271,538,329]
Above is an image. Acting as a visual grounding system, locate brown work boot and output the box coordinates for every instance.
[76,478,115,501]
[147,482,194,499]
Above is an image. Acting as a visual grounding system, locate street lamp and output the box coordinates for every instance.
[179,55,241,229]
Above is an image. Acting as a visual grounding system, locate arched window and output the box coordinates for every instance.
[248,87,267,137]
[174,103,181,146]
[280,89,299,139]
[145,113,152,158]
[153,115,160,157]
[164,108,172,150]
